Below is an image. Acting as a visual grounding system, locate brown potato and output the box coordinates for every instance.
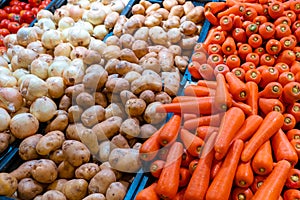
[19,134,42,160]
[10,160,37,181]
[10,113,39,139]
[162,69,180,96]
[104,58,119,75]
[175,55,188,72]
[168,45,182,56]
[0,173,18,196]
[106,182,127,200]
[133,27,149,41]
[68,105,84,123]
[59,95,71,111]
[82,193,106,200]
[66,123,87,141]
[76,92,95,109]
[167,28,182,43]
[92,116,123,141]
[83,66,108,91]
[47,179,68,192]
[109,148,141,173]
[140,124,158,138]
[17,178,43,200]
[132,40,149,59]
[105,77,130,93]
[144,102,167,124]
[120,118,140,139]
[78,129,99,155]
[58,160,75,179]
[88,168,116,194]
[119,34,135,49]
[45,110,69,132]
[149,26,169,46]
[180,21,198,36]
[123,71,141,84]
[125,99,147,117]
[49,149,65,165]
[145,12,163,27]
[132,4,145,15]
[155,91,172,104]
[115,61,142,76]
[42,190,66,200]
[31,159,58,184]
[105,103,125,119]
[65,84,85,99]
[156,8,169,20]
[62,179,88,200]
[131,70,162,95]
[75,163,100,181]
[102,45,121,60]
[111,134,130,148]
[145,3,160,15]
[104,12,120,29]
[163,0,178,10]
[120,48,139,63]
[36,131,65,156]
[95,92,108,108]
[139,90,155,104]
[81,105,105,127]
[120,90,137,105]
[186,6,205,23]
[105,36,121,47]
[62,140,91,167]
[169,5,184,18]
[158,49,175,72]
[141,57,160,73]
[0,132,11,154]
[163,16,180,30]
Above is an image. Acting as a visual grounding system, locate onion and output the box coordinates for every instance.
[27,41,46,54]
[86,7,107,25]
[62,64,85,86]
[61,28,71,42]
[30,58,49,80]
[20,76,49,101]
[54,43,73,57]
[111,0,125,13]
[0,67,11,75]
[10,113,39,139]
[71,58,86,70]
[10,55,19,71]
[0,87,23,112]
[53,56,71,63]
[17,48,39,69]
[83,50,102,65]
[90,1,105,10]
[67,28,91,47]
[53,8,70,23]
[0,108,11,131]
[88,38,107,54]
[6,45,24,61]
[41,30,63,49]
[16,27,39,47]
[70,46,87,60]
[68,5,84,22]
[37,10,54,20]
[37,54,53,65]
[30,96,57,122]
[93,25,109,40]
[3,34,17,48]
[77,0,90,9]
[74,20,93,34]
[0,74,17,87]
[13,69,29,81]
[46,77,66,99]
[31,26,44,40]
[17,74,36,86]
[0,56,8,68]
[58,17,75,30]
[48,60,70,77]
[36,18,56,31]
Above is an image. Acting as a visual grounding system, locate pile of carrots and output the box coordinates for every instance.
[136,0,300,199]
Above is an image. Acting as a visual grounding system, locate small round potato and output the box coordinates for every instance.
[17,178,43,200]
[42,190,66,200]
[58,160,76,179]
[139,90,155,104]
[62,140,91,167]
[75,163,100,181]
[62,179,88,200]
[82,193,106,200]
[120,118,140,139]
[0,132,11,154]
[31,159,58,184]
[88,168,116,194]
[109,148,141,173]
[125,99,146,117]
[10,113,39,139]
[0,173,18,196]
[49,149,65,164]
[106,182,127,200]
[66,123,87,141]
[36,131,65,156]
[81,105,105,127]
[19,134,42,160]
[47,179,68,192]
[140,124,158,138]
[143,102,167,124]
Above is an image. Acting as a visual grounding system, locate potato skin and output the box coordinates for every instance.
[62,140,91,167]
[75,163,100,181]
[144,102,167,124]
[10,160,37,181]
[42,190,66,200]
[88,168,116,194]
[108,148,141,173]
[36,131,65,156]
[47,179,68,192]
[62,179,88,200]
[0,173,18,196]
[0,132,11,154]
[106,182,127,200]
[49,149,65,165]
[10,113,39,139]
[124,99,146,117]
[81,105,105,127]
[82,193,106,200]
[92,116,123,141]
[57,160,75,179]
[19,134,42,160]
[31,159,58,184]
[17,178,43,200]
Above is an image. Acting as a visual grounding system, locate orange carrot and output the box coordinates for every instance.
[246,81,259,115]
[157,114,181,146]
[180,129,204,157]
[282,113,297,131]
[251,160,292,200]
[139,128,162,161]
[184,85,215,97]
[231,187,254,200]
[179,168,191,187]
[210,158,223,181]
[174,188,186,200]
[172,96,204,103]
[283,189,300,200]
[259,82,283,99]
[197,80,217,89]
[215,73,233,111]
[251,140,273,175]
[214,107,245,160]
[234,161,254,188]
[290,139,300,158]
[155,142,183,199]
[232,100,253,116]
[258,98,285,115]
[188,159,199,174]
[286,129,300,141]
[241,111,284,162]
[196,126,219,140]
[181,149,194,168]
[183,114,197,122]
[136,183,160,200]
[183,114,221,130]
[150,160,165,178]
[206,139,244,200]
[226,72,249,101]
[250,175,267,193]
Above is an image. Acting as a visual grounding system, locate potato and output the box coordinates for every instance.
[162,69,180,96]
[83,68,108,91]
[169,5,184,18]
[58,160,75,179]
[140,0,152,9]
[92,116,123,141]
[81,105,105,127]
[104,12,120,29]
[109,148,141,173]
[66,123,87,141]
[0,108,10,132]
[113,15,127,37]
[10,113,39,139]
[133,27,149,41]
[115,61,142,76]
[179,35,199,50]
[0,173,18,196]
[19,134,42,160]
[140,124,158,138]
[97,140,112,162]
[36,131,65,156]
[59,95,71,111]
[139,90,155,104]
[10,160,37,181]
[158,49,175,72]
[141,57,159,73]
[17,178,43,200]
[49,149,65,165]
[88,168,116,194]
[65,84,84,99]
[105,103,125,119]
[148,45,167,53]
[156,8,169,20]
[131,70,162,94]
[132,4,145,15]
[68,105,84,123]
[132,142,142,150]
[123,15,145,34]
[155,91,172,104]
[120,118,140,139]
[124,71,141,83]
[144,102,167,124]
[168,45,182,56]
[76,92,95,109]
[95,92,108,108]
[183,1,194,14]
[82,193,106,200]
[163,17,180,29]
[186,6,205,23]
[102,45,121,60]
[47,179,68,192]
[31,159,58,184]
[120,48,139,63]
[149,26,169,46]
[111,134,130,148]
[125,99,146,117]
[175,55,188,72]
[180,21,198,35]
[78,129,99,155]
[62,140,90,167]
[42,190,66,200]
[106,36,121,47]
[45,110,69,132]
[62,179,88,200]
[145,12,163,27]
[105,77,130,93]
[120,90,137,105]
[0,132,11,154]
[104,58,119,75]
[106,182,127,200]
[132,40,149,59]
[74,163,99,181]
[99,162,123,180]
[145,3,160,15]
[163,0,178,10]
[167,28,182,43]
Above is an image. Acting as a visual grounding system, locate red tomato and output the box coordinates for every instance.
[38,4,47,10]
[28,0,42,7]
[11,5,22,14]
[21,23,29,28]
[0,28,10,37]
[8,13,21,23]
[31,7,39,15]
[0,38,4,47]
[3,6,12,13]
[18,2,27,9]
[0,9,8,21]
[20,10,35,24]
[0,19,10,29]
[7,22,20,33]
[24,4,31,10]
[9,0,20,6]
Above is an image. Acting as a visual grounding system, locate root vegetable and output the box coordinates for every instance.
[27,41,47,54]
[19,134,42,160]
[17,27,39,47]
[46,77,66,99]
[162,68,180,96]
[82,193,106,200]
[49,149,65,165]
[83,50,102,65]
[105,77,130,93]
[124,71,141,83]
[111,134,130,148]
[120,48,139,63]
[149,26,169,46]
[125,99,147,117]
[0,132,10,154]
[68,105,83,123]
[106,182,127,200]
[120,90,137,105]
[62,179,88,200]
[75,163,100,181]
[30,59,49,80]
[140,124,157,138]
[20,75,49,102]
[105,103,125,119]
[31,159,58,184]
[132,40,149,59]
[54,43,73,57]
[102,45,121,60]
[0,108,11,132]
[133,27,149,41]
[58,160,76,179]
[17,178,43,200]
[98,140,113,162]
[76,92,94,109]
[78,129,99,155]
[30,96,57,122]
[70,46,88,60]
[92,116,123,141]
[105,12,120,29]
[42,190,66,200]
[48,60,70,77]
[62,140,91,167]
[88,168,116,194]
[81,105,105,127]
[109,148,141,173]
[104,58,119,74]
[86,8,107,25]
[144,102,167,124]
[62,65,85,86]
[66,123,87,141]
[142,57,160,73]
[36,131,65,156]
[10,113,39,139]
[47,179,68,192]
[83,66,108,90]
[42,30,63,49]
[139,90,155,104]
[67,28,91,47]
[93,25,109,40]
[186,6,205,23]
[106,35,121,47]
[155,91,172,104]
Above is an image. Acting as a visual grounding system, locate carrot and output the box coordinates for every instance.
[210,158,223,181]
[214,107,245,160]
[221,36,237,56]
[241,111,284,162]
[150,160,166,178]
[278,72,295,87]
[232,68,245,81]
[136,183,160,200]
[268,1,284,19]
[204,11,219,26]
[283,189,300,200]
[274,62,289,74]
[207,54,224,68]
[250,175,267,193]
[179,168,191,187]
[157,114,181,146]
[198,64,216,81]
[234,161,254,188]
[214,64,230,76]
[259,82,283,99]
[260,54,275,66]
[155,142,183,199]
[232,100,253,116]
[206,139,244,200]
[180,129,204,157]
[220,15,233,31]
[217,4,246,19]
[183,114,197,122]
[271,129,298,167]
[156,97,216,115]
[184,85,215,97]
[197,80,217,89]
[188,61,202,80]
[286,129,300,141]
[282,113,297,131]
[181,149,194,168]
[285,168,300,189]
[158,146,170,160]
[183,132,217,200]
[231,187,254,200]
[172,96,203,103]
[287,102,300,123]
[233,114,263,142]
[183,113,221,130]
[191,51,207,65]
[276,50,296,66]
[290,139,300,158]
[233,28,247,43]
[245,69,261,84]
[281,81,300,104]
[188,159,199,174]
[174,188,186,200]
[258,98,285,115]
[207,43,223,55]
[259,67,279,89]
[215,73,233,111]
[139,128,162,161]
[251,140,273,176]
[238,44,253,60]
[204,2,227,14]
[196,126,219,140]
[226,72,249,101]
[251,160,292,200]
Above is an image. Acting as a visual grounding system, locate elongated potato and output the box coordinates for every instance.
[111,134,130,148]
[47,179,68,192]
[88,168,116,194]
[109,148,141,173]
[75,163,100,181]
[10,113,39,139]
[45,110,69,132]
[0,132,11,154]
[78,129,99,155]
[133,27,149,41]
[58,160,75,179]
[62,140,90,167]
[131,70,162,94]
[140,124,157,138]
[139,90,155,104]
[104,12,120,29]
[97,140,113,162]
[120,118,140,139]
[92,116,122,141]
[149,26,169,46]
[0,173,18,196]
[36,131,65,156]
[19,134,42,160]
[158,49,175,72]
[162,68,180,96]
[10,160,37,181]
[120,48,139,63]
[106,182,127,200]
[66,123,87,141]
[81,105,105,127]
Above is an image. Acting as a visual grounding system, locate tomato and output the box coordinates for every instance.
[31,7,39,15]
[24,4,31,10]
[0,9,8,21]
[0,38,4,47]
[28,0,42,7]
[9,0,20,6]
[20,10,35,24]
[7,22,20,33]
[18,2,27,9]
[11,5,22,14]
[3,6,12,13]
[0,19,10,29]
[8,13,21,23]
[21,23,29,28]
[39,4,47,10]
[0,28,10,37]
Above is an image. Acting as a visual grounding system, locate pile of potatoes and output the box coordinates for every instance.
[0,0,205,198]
